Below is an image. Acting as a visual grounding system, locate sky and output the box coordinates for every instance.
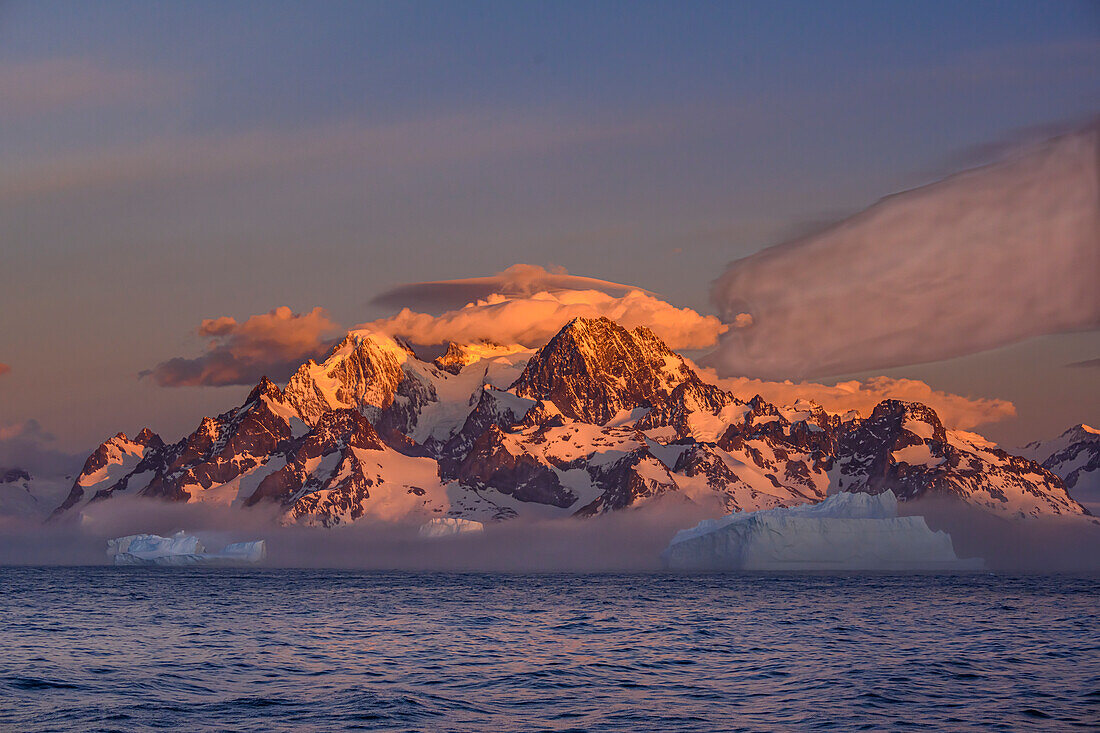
[0,0,1098,461]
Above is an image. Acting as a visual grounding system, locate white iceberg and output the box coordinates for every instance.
[419,517,485,539]
[107,532,266,566]
[662,491,982,571]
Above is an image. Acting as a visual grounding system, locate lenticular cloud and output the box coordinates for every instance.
[707,123,1100,380]
[370,264,650,312]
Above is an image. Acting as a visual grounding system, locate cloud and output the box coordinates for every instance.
[1066,358,1100,369]
[0,58,179,119]
[0,363,9,377]
[0,111,665,201]
[0,420,83,476]
[361,281,727,350]
[369,264,652,313]
[707,123,1100,380]
[693,366,1016,431]
[143,307,338,387]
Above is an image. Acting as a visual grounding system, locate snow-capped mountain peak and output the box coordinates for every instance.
[1019,424,1100,512]
[511,316,699,425]
[46,317,1090,527]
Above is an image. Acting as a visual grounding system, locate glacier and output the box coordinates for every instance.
[107,532,266,566]
[662,491,982,571]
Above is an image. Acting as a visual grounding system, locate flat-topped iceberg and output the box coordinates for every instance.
[663,491,982,571]
[108,532,266,566]
[419,517,485,539]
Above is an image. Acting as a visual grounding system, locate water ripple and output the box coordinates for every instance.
[0,569,1097,731]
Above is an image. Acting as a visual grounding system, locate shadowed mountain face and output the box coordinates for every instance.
[1019,425,1100,511]
[51,317,1088,527]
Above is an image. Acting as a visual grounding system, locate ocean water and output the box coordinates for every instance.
[1,569,1097,732]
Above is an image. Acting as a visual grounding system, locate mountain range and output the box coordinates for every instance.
[5,317,1091,527]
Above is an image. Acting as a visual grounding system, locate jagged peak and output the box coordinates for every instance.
[434,342,471,375]
[552,316,668,352]
[97,430,158,451]
[559,315,610,333]
[328,329,413,364]
[869,399,942,421]
[308,408,385,452]
[133,427,164,450]
[245,376,283,405]
[511,316,698,425]
[525,316,682,369]
[435,340,530,374]
[1064,423,1100,439]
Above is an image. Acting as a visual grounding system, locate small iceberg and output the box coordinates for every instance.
[662,491,982,571]
[107,532,266,566]
[419,517,485,539]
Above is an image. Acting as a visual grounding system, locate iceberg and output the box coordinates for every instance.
[419,517,485,539]
[107,532,266,566]
[662,491,982,571]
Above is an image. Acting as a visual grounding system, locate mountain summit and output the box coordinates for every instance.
[49,318,1089,527]
[511,317,699,424]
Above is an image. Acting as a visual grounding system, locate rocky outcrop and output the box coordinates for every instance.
[245,409,385,523]
[512,317,697,424]
[1020,425,1100,508]
[834,401,1083,516]
[284,332,435,431]
[455,425,575,507]
[576,448,680,516]
[140,378,297,502]
[1,468,32,484]
[50,427,164,517]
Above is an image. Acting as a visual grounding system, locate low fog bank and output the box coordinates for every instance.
[900,497,1100,573]
[3,495,1098,573]
[0,496,714,572]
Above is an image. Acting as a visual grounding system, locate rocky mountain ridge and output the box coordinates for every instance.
[1020,424,1100,511]
[50,317,1089,526]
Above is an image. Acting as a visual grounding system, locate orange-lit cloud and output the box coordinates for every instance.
[143,307,338,387]
[694,366,1016,431]
[361,286,727,350]
[708,123,1100,379]
[0,363,9,377]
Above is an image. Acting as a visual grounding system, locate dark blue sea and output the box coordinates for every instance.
[1,569,1097,732]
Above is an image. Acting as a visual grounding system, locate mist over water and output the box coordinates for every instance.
[2,494,1099,573]
[0,496,718,572]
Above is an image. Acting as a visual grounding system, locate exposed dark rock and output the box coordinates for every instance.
[512,317,697,425]
[456,425,575,507]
